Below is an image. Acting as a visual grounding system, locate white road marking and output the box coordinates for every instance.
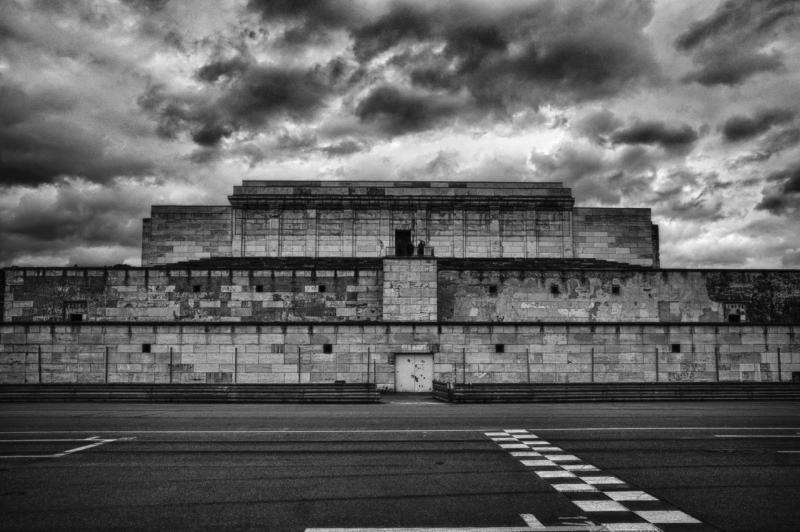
[489,429,706,529]
[714,434,800,438]
[604,491,657,502]
[633,511,700,524]
[0,436,120,459]
[776,450,800,453]
[573,500,628,513]
[511,452,542,457]
[0,426,797,435]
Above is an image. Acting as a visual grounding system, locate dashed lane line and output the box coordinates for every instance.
[487,429,710,532]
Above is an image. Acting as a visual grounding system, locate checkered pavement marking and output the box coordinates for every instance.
[486,430,710,532]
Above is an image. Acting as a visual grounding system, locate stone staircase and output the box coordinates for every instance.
[433,381,800,402]
[0,383,380,403]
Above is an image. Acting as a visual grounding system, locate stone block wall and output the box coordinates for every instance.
[382,259,437,321]
[438,268,800,324]
[3,267,381,323]
[572,208,656,266]
[1,323,797,386]
[143,206,233,265]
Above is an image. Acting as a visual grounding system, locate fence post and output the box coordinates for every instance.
[590,348,594,383]
[366,348,371,384]
[714,345,720,382]
[654,348,659,383]
[526,348,531,384]
[462,348,466,385]
[297,346,301,384]
[38,345,42,384]
[169,347,173,384]
[373,358,376,387]
[777,347,782,382]
[24,352,28,384]
[105,346,109,384]
[234,347,238,384]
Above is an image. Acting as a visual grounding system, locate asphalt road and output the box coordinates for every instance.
[1,398,798,531]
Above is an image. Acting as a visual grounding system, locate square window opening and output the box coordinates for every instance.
[611,285,620,295]
[142,343,151,353]
[318,284,326,293]
[192,284,201,293]
[495,344,505,353]
[489,285,498,296]
[550,284,560,296]
[255,284,264,293]
[728,314,741,323]
[69,313,83,322]
[671,343,681,353]
[323,343,332,354]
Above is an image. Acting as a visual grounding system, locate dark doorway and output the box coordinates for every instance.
[395,230,412,256]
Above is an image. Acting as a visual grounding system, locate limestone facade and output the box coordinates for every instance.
[1,180,799,388]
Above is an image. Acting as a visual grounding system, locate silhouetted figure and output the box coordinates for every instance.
[417,240,425,256]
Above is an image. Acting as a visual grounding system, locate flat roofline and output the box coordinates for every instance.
[238,180,567,188]
[2,320,797,327]
[4,265,800,274]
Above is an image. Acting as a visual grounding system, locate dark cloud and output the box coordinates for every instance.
[140,63,332,146]
[681,50,784,86]
[675,0,798,86]
[610,120,698,151]
[352,4,433,61]
[0,83,152,186]
[355,85,462,136]
[573,108,623,144]
[755,164,800,215]
[320,139,366,157]
[675,0,797,51]
[721,107,795,141]
[0,179,150,265]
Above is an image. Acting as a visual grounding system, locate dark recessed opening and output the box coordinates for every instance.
[192,284,201,293]
[142,343,151,353]
[611,285,620,295]
[255,284,264,293]
[318,284,326,293]
[550,284,560,296]
[395,229,412,256]
[728,314,741,323]
[489,285,498,296]
[69,313,83,322]
[671,343,681,353]
[495,344,505,353]
[323,343,332,354]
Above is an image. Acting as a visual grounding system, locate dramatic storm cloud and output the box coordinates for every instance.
[1,0,799,268]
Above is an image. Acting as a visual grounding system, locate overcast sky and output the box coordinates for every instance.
[1,0,799,268]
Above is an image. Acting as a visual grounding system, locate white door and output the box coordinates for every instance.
[395,354,433,392]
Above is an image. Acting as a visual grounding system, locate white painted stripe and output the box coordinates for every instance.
[634,510,700,524]
[573,500,628,513]
[499,444,531,449]
[543,454,580,462]
[536,470,577,479]
[524,441,551,445]
[305,526,536,532]
[602,524,661,532]
[0,426,797,434]
[485,432,510,437]
[0,439,98,442]
[491,438,522,442]
[526,446,561,451]
[605,491,657,502]
[515,435,539,440]
[714,434,800,438]
[510,451,542,457]
[55,438,116,457]
[505,429,529,434]
[580,476,625,485]
[520,513,543,527]
[520,459,555,467]
[562,464,598,471]
[552,483,598,492]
